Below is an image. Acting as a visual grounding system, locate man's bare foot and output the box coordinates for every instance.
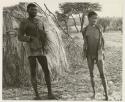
[33,96,41,100]
[48,93,57,100]
[103,92,108,100]
[104,95,108,100]
[90,94,95,99]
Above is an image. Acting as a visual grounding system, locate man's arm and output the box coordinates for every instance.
[99,25,105,50]
[42,22,45,31]
[18,20,31,42]
[81,27,87,46]
[81,14,84,32]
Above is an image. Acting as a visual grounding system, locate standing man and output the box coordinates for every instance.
[81,11,108,100]
[18,3,56,100]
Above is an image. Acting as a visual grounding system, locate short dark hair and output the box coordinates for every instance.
[88,11,97,18]
[27,3,37,11]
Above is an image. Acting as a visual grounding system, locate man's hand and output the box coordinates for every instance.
[27,36,32,42]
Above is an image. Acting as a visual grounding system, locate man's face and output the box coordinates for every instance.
[28,6,37,18]
[88,15,98,25]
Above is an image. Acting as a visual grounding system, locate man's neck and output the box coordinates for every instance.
[89,23,96,27]
[28,16,36,20]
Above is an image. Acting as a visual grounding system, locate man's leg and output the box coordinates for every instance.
[28,56,40,99]
[37,56,56,99]
[97,60,108,100]
[87,56,95,98]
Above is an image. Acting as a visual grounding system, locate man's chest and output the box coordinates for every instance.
[26,19,39,30]
[25,19,44,35]
[86,27,100,40]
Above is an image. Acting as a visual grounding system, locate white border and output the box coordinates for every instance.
[0,0,124,102]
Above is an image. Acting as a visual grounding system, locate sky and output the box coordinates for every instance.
[1,0,123,17]
[43,0,123,17]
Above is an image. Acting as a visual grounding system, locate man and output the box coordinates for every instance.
[82,11,108,100]
[18,3,56,100]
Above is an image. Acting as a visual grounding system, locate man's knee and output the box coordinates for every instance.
[31,76,37,84]
[90,72,94,78]
[44,68,50,76]
[41,56,49,72]
[97,60,104,66]
[100,73,105,79]
[41,56,47,61]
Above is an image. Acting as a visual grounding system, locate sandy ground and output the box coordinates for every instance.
[3,31,122,101]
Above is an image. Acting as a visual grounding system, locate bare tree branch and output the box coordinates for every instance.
[44,3,81,47]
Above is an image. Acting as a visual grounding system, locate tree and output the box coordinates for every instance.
[79,2,101,31]
[114,18,122,31]
[59,3,79,32]
[56,2,102,32]
[97,17,110,32]
[97,17,122,32]
[55,11,69,33]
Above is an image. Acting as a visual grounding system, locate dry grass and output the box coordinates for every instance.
[3,31,122,101]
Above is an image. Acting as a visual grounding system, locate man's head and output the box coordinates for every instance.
[27,3,37,18]
[88,11,98,26]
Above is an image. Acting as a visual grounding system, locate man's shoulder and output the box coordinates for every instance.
[96,24,103,32]
[36,16,46,22]
[20,18,29,25]
[82,26,88,32]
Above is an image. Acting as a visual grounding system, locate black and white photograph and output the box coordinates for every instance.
[1,0,123,101]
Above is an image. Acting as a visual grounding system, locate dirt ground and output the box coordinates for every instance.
[3,31,122,101]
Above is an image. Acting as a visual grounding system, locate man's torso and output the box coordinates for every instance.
[22,17,45,56]
[86,25,100,57]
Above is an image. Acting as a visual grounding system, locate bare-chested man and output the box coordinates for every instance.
[18,3,56,100]
[82,11,108,100]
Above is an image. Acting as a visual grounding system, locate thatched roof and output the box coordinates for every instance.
[3,2,70,86]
